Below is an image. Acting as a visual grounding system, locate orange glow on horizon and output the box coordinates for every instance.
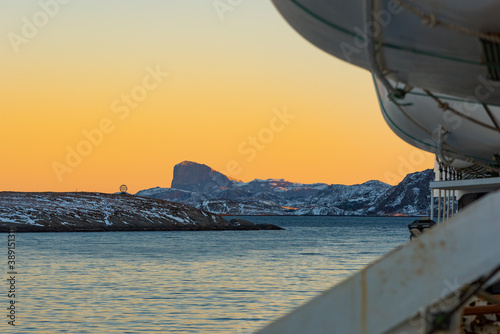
[1,1,434,194]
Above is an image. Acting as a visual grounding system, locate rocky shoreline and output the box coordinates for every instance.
[0,192,283,233]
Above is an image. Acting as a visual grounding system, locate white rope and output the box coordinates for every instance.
[392,0,500,44]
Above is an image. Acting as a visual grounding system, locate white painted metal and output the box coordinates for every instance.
[256,190,500,334]
[271,0,500,104]
[430,188,434,221]
[373,77,500,166]
[430,177,500,192]
[432,188,456,223]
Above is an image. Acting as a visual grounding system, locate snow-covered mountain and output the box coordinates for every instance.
[137,161,434,216]
[368,170,435,216]
[0,192,282,232]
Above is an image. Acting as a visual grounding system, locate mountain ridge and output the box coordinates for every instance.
[137,161,434,216]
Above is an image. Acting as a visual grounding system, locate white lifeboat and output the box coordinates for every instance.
[374,76,500,172]
[271,0,500,105]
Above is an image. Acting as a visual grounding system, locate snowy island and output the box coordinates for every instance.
[0,192,283,232]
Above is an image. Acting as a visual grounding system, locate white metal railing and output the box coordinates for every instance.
[430,189,457,223]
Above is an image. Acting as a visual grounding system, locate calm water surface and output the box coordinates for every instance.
[5,216,414,333]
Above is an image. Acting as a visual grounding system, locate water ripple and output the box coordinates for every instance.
[4,216,412,333]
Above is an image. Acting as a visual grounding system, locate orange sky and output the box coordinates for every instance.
[1,0,434,193]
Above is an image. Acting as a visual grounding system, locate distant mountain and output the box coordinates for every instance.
[136,161,435,216]
[171,161,239,193]
[0,192,282,232]
[368,169,435,216]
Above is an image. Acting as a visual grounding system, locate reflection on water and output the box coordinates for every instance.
[6,216,412,333]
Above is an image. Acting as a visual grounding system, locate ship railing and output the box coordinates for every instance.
[430,177,500,223]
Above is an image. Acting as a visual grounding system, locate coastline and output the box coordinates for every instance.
[0,192,283,233]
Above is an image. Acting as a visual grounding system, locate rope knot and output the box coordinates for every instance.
[422,14,437,27]
[391,89,407,99]
[438,102,449,110]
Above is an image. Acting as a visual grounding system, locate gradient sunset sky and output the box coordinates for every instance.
[1,0,433,193]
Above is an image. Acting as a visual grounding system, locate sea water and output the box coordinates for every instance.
[3,216,414,333]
